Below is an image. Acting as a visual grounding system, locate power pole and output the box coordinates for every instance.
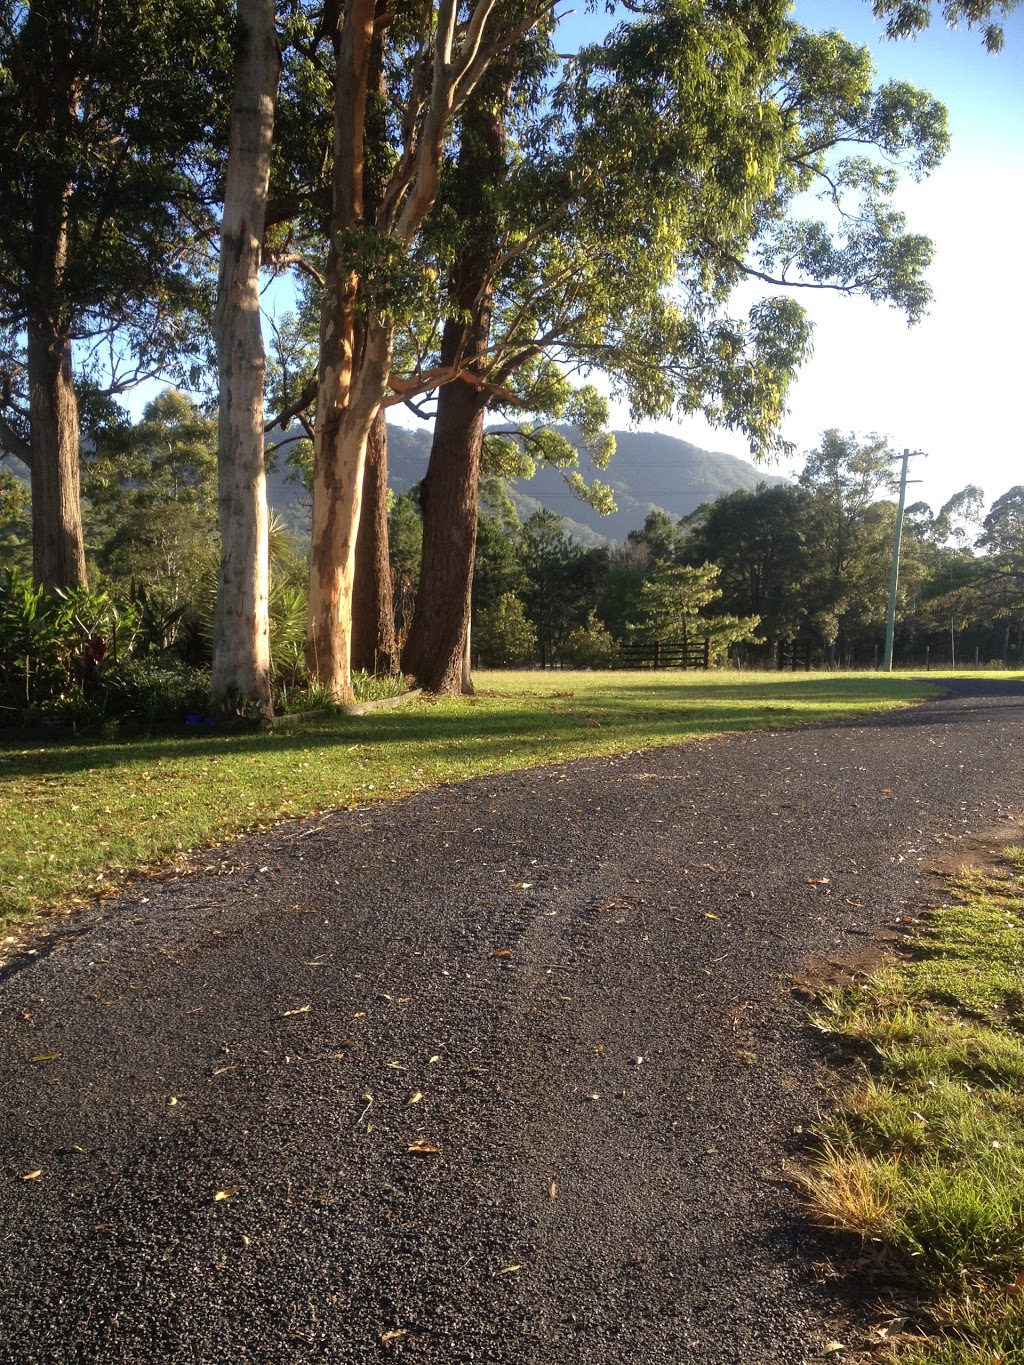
[883,449,925,672]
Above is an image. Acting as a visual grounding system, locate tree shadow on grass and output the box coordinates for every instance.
[1,674,1018,787]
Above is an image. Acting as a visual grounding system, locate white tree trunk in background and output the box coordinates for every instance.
[211,0,280,713]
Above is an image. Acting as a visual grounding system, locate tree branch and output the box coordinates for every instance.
[0,412,31,468]
[270,375,319,430]
[263,250,326,288]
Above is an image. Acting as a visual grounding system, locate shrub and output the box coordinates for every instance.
[561,612,620,669]
[103,657,213,723]
[475,594,537,667]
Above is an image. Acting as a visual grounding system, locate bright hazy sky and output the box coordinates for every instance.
[565,1,1024,515]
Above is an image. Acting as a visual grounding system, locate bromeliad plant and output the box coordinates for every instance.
[0,568,142,723]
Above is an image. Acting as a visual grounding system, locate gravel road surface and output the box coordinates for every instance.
[1,678,1021,1364]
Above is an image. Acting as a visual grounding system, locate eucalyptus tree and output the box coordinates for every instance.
[211,0,281,713]
[870,0,1021,49]
[84,390,219,605]
[304,0,553,701]
[681,484,813,656]
[400,38,557,694]
[976,486,1024,623]
[0,0,233,591]
[400,3,948,693]
[797,429,896,661]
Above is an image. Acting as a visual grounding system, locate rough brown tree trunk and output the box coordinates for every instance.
[211,0,280,714]
[402,334,489,694]
[27,317,86,591]
[351,406,398,673]
[402,91,505,696]
[461,609,474,695]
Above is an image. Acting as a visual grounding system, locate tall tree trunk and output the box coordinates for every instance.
[305,0,379,703]
[307,312,392,700]
[28,317,85,591]
[211,0,280,714]
[402,331,489,694]
[28,167,85,591]
[349,13,395,679]
[402,91,504,696]
[351,406,397,673]
[461,609,474,695]
[305,0,505,699]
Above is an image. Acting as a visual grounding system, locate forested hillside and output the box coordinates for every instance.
[259,424,788,546]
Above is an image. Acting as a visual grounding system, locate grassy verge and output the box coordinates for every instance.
[0,668,945,931]
[804,848,1024,1364]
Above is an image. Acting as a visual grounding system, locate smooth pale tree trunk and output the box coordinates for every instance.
[306,308,392,699]
[305,0,382,702]
[211,0,280,714]
[351,406,398,674]
[28,317,86,591]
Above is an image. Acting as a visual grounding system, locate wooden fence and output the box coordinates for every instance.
[778,640,813,671]
[614,639,712,670]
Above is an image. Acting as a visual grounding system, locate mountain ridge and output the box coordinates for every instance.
[380,424,788,544]
[3,425,789,548]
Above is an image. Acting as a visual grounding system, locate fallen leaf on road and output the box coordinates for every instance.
[282,1005,311,1017]
[496,1265,524,1275]
[30,1052,60,1063]
[22,1169,42,1181]
[705,913,718,920]
[214,1186,241,1201]
[549,1180,558,1200]
[489,949,514,959]
[386,1061,407,1071]
[381,1329,408,1344]
[428,1055,441,1064]
[875,1316,909,1339]
[820,1344,846,1357]
[407,1141,440,1155]
[407,1092,423,1105]
[806,877,831,886]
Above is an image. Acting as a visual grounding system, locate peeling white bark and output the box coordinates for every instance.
[211,0,280,714]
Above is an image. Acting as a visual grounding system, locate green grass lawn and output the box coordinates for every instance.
[804,848,1024,1363]
[0,668,958,931]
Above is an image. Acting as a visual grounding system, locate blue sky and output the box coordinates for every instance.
[558,1,1024,515]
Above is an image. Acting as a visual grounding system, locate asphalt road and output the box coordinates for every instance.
[1,678,1021,1364]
